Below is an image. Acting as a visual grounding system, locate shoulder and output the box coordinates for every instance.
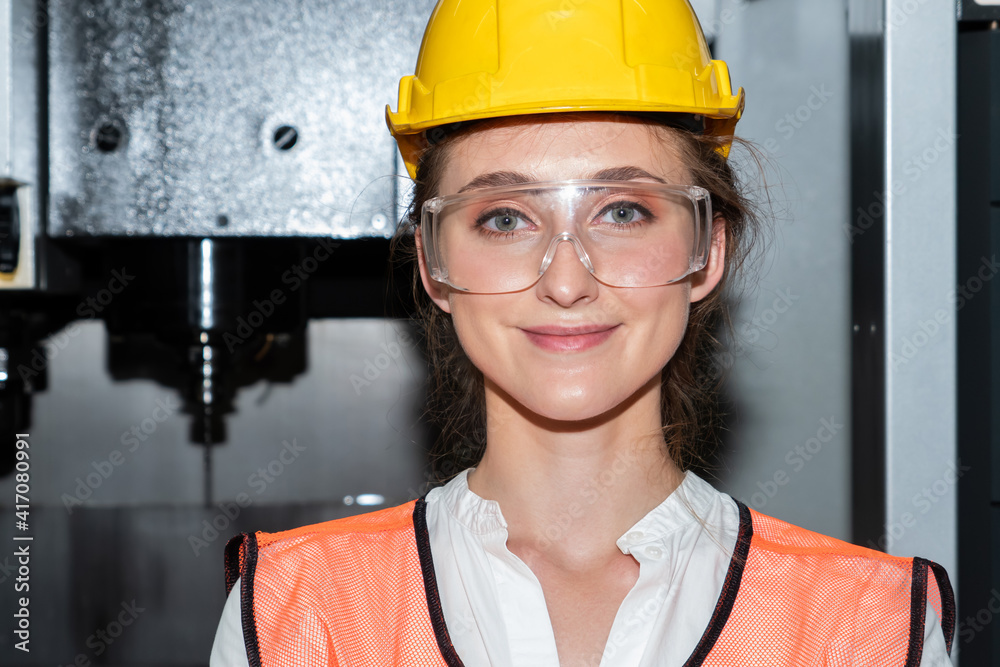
[225,499,424,600]
[747,504,911,568]
[742,505,955,647]
[709,504,956,662]
[222,500,435,662]
[741,505,922,610]
[256,498,420,553]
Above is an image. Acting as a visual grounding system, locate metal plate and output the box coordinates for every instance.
[47,0,436,237]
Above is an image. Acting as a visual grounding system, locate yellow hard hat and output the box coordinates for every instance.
[386,0,745,179]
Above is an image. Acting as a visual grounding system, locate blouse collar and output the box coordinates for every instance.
[432,467,726,554]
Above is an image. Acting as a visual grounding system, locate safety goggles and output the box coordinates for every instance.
[420,179,713,294]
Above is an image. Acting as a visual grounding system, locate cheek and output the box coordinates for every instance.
[629,290,691,363]
[447,296,504,365]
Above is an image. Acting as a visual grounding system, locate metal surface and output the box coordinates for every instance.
[1,0,47,290]
[956,25,997,666]
[711,0,852,541]
[0,318,429,506]
[1,0,10,177]
[883,0,957,581]
[47,0,437,238]
[8,0,41,192]
[847,0,887,554]
[846,0,959,602]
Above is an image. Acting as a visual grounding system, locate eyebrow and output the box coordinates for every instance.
[457,171,531,193]
[456,166,668,193]
[590,166,668,184]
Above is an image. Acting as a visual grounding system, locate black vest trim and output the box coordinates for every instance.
[922,557,956,654]
[222,532,263,667]
[909,556,957,657]
[414,497,467,666]
[682,498,754,667]
[904,557,929,667]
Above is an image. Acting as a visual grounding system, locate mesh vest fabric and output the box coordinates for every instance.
[694,508,955,666]
[224,500,458,666]
[223,499,955,667]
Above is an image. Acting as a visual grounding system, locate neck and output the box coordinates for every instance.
[466,375,684,572]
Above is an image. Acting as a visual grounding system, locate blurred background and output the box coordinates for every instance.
[0,0,991,664]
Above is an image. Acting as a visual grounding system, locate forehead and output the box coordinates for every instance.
[437,116,691,194]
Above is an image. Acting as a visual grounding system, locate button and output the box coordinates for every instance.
[644,546,663,560]
[626,531,645,543]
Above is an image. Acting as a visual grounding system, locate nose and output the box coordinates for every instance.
[535,233,598,305]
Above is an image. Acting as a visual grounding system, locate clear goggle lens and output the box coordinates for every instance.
[421,180,712,293]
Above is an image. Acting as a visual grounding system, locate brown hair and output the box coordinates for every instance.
[389,112,770,485]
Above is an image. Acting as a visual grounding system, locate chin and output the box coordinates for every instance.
[512,383,627,424]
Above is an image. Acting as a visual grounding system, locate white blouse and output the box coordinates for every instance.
[210,469,953,666]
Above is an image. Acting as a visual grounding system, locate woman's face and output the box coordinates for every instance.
[418,116,726,423]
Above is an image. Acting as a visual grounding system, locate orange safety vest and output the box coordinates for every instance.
[224,499,955,666]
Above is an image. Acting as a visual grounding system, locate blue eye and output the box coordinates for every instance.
[606,206,636,224]
[488,213,522,231]
[597,201,652,226]
[476,208,530,233]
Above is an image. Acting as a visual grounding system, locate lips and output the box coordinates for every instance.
[520,323,620,352]
[522,324,618,336]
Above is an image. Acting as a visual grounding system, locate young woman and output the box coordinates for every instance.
[211,1,955,665]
